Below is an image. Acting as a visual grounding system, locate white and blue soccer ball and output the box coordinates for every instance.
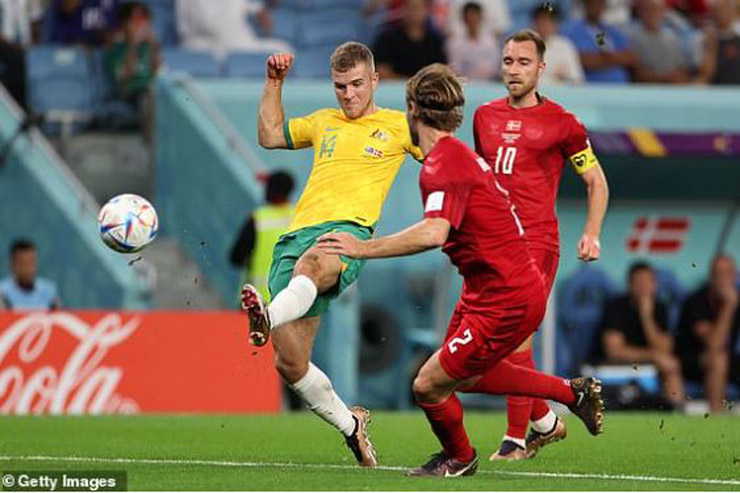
[98,193,159,253]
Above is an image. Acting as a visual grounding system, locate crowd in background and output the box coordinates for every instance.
[0,0,737,101]
[0,0,736,121]
[367,0,739,84]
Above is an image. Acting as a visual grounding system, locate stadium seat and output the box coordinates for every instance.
[27,46,93,115]
[270,8,300,45]
[224,52,272,79]
[161,48,220,77]
[143,0,179,47]
[297,10,362,47]
[555,265,616,376]
[291,46,335,79]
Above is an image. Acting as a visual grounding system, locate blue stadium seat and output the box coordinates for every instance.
[291,46,335,78]
[298,10,362,47]
[142,0,178,47]
[270,7,299,45]
[224,51,272,78]
[556,265,616,376]
[27,46,93,114]
[162,48,220,77]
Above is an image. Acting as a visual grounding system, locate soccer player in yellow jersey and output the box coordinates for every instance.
[241,42,422,467]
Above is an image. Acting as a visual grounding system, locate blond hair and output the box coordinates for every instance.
[330,42,375,73]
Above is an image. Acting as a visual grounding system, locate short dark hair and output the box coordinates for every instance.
[10,238,35,258]
[504,29,547,61]
[532,3,561,21]
[330,42,375,73]
[266,171,295,203]
[406,63,465,132]
[628,261,653,280]
[462,1,483,17]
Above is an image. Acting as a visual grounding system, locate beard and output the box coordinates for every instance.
[506,79,536,100]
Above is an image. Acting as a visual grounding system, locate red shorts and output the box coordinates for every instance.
[439,283,548,381]
[531,248,559,296]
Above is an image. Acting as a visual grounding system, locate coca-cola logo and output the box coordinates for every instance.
[0,312,141,415]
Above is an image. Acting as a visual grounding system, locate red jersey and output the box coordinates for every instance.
[420,136,543,308]
[473,97,598,254]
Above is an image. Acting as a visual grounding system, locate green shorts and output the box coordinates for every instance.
[267,220,374,317]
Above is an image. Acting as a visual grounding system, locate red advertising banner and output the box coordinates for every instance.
[0,311,281,414]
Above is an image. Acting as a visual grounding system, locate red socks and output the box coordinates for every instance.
[418,394,476,462]
[465,358,576,406]
[504,349,553,438]
[505,349,535,439]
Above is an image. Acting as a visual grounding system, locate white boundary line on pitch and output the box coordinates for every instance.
[0,455,738,487]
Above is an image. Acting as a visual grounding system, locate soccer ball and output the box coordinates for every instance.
[98,194,159,253]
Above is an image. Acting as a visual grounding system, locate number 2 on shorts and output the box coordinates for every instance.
[448,328,473,354]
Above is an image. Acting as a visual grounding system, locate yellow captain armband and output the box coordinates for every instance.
[569,146,599,175]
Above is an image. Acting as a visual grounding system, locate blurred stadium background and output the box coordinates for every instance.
[0,0,738,485]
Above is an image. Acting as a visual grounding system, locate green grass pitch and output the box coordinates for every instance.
[0,412,738,491]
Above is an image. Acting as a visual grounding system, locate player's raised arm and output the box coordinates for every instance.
[258,52,294,149]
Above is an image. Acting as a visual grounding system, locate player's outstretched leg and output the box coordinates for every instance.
[463,360,605,436]
[407,353,479,478]
[272,316,378,468]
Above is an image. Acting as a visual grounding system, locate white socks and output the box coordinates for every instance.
[532,410,558,434]
[290,363,356,436]
[504,435,526,449]
[268,275,318,329]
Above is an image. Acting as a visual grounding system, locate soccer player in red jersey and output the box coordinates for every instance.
[318,64,604,478]
[473,30,610,461]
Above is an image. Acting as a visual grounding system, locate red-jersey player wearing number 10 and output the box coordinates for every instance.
[474,30,610,461]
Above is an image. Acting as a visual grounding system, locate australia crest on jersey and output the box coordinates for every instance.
[370,128,390,142]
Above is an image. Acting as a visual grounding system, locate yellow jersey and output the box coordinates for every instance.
[284,107,423,232]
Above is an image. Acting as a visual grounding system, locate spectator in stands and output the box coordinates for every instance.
[373,0,447,79]
[446,1,499,80]
[445,0,510,39]
[50,0,120,46]
[104,2,159,125]
[532,4,585,85]
[0,0,43,109]
[564,0,634,83]
[599,262,685,407]
[677,255,739,412]
[709,0,740,84]
[230,170,295,302]
[362,0,406,26]
[629,0,690,83]
[176,0,291,61]
[571,0,632,27]
[0,239,61,310]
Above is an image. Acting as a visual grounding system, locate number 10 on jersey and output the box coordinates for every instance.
[494,146,517,175]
